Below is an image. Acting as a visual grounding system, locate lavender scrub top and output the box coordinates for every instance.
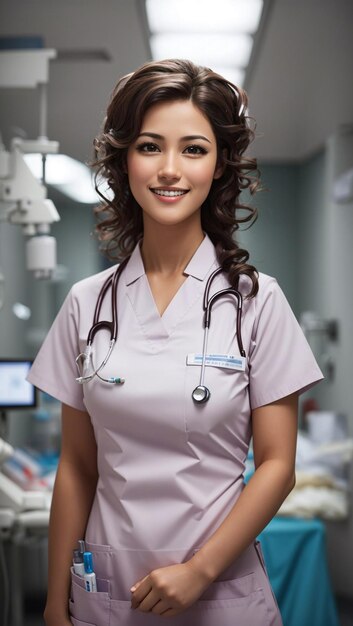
[27,234,323,625]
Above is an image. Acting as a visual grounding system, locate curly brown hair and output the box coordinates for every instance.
[93,59,261,297]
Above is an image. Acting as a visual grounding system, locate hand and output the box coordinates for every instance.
[130,560,210,617]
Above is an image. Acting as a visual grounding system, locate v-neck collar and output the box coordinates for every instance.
[124,233,218,285]
[123,234,219,346]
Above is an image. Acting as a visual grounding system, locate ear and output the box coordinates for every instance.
[213,148,227,180]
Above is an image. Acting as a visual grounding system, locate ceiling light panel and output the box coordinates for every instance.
[212,67,245,87]
[146,0,263,34]
[150,33,253,67]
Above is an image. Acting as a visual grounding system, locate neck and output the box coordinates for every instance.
[140,220,204,276]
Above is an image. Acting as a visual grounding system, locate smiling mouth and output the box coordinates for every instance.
[150,188,189,197]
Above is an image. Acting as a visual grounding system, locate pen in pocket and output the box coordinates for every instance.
[83,551,97,592]
[72,549,85,577]
[78,539,86,557]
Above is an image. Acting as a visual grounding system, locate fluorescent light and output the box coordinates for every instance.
[146,0,263,34]
[150,33,253,67]
[24,154,98,204]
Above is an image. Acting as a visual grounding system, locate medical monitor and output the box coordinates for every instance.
[0,359,37,409]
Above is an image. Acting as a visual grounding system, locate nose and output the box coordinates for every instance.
[158,151,181,182]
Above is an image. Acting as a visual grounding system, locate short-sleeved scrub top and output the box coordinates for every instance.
[28,234,323,626]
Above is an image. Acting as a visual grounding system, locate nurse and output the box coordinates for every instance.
[28,59,323,626]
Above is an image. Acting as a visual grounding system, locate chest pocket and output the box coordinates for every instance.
[183,356,249,442]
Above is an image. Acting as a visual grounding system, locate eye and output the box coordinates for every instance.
[184,145,208,155]
[136,142,160,153]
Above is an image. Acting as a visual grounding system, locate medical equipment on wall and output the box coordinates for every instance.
[75,262,246,403]
[0,49,60,279]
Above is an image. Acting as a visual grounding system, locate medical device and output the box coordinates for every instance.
[75,257,129,385]
[0,359,37,409]
[75,262,246,403]
[0,49,60,279]
[0,438,13,466]
[191,266,245,403]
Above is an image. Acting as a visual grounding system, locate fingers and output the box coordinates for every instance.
[130,576,173,615]
[150,599,172,615]
[159,607,179,618]
[133,588,161,612]
[130,575,145,593]
[130,574,150,608]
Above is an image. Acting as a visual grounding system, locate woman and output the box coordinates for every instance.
[28,59,323,626]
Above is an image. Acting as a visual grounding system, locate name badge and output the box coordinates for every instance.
[186,354,246,371]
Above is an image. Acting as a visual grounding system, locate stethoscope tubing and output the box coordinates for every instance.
[75,259,246,398]
[191,268,245,403]
[87,256,129,345]
[75,340,116,384]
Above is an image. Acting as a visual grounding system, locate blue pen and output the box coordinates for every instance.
[83,551,97,592]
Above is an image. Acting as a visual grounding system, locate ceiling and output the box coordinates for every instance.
[0,0,352,165]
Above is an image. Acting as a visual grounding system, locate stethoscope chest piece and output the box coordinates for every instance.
[192,385,210,404]
[190,266,246,404]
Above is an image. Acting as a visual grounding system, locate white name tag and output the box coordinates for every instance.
[187,354,246,371]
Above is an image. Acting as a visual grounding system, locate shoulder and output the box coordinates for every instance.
[239,271,280,305]
[69,264,119,302]
[238,271,294,335]
[58,265,119,322]
[256,272,281,302]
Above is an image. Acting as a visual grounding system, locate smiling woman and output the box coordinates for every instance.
[126,100,223,232]
[27,58,323,626]
[93,58,260,297]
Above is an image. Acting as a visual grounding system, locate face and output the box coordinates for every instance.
[126,99,223,230]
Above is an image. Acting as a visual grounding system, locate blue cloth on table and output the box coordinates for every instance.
[258,517,340,626]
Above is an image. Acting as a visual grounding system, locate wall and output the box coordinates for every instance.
[298,127,353,598]
[0,222,27,357]
[239,164,300,311]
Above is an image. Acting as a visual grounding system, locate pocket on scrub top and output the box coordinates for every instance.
[108,573,270,626]
[189,589,270,626]
[184,359,248,440]
[69,568,110,626]
[254,540,282,617]
[188,572,271,625]
[70,618,97,626]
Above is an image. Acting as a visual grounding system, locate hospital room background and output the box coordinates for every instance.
[0,1,352,625]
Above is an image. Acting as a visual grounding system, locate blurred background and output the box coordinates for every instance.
[0,1,352,625]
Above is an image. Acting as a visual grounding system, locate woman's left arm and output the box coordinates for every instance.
[131,392,298,616]
[190,391,298,581]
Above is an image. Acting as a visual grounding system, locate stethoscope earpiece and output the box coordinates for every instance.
[192,385,211,404]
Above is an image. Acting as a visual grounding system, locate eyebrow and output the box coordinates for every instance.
[137,132,212,144]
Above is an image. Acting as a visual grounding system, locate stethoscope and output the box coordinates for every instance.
[75,259,246,403]
[191,266,245,403]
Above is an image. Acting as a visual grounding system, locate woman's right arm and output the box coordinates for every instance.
[44,403,98,626]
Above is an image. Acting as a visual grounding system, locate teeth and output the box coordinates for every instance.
[152,189,187,197]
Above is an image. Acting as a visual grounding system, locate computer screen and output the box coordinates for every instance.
[0,359,37,409]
